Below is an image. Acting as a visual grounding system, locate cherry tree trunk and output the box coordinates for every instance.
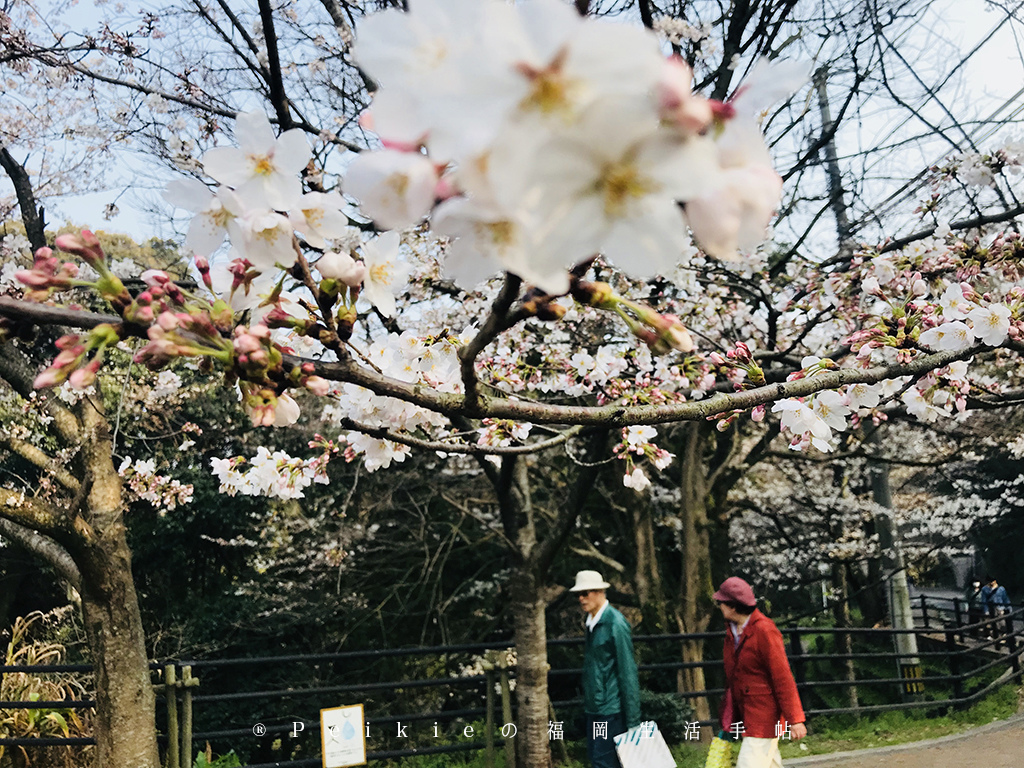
[510,566,552,768]
[79,537,160,768]
[674,424,715,731]
[76,404,160,768]
[633,501,669,632]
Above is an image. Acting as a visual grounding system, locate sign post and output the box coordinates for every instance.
[320,704,367,768]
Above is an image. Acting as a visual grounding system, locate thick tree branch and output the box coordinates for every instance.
[0,295,988,427]
[0,489,69,539]
[0,434,81,494]
[257,0,295,131]
[0,517,80,590]
[0,145,46,251]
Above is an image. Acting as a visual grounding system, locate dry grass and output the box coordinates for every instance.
[0,610,92,768]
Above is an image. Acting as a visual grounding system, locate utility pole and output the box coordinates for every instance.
[816,67,923,696]
[868,439,923,698]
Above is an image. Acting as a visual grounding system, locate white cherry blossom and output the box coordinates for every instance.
[289,192,351,249]
[967,304,1011,346]
[163,180,240,256]
[360,232,408,318]
[622,467,651,492]
[201,111,310,211]
[343,149,438,230]
[918,321,975,351]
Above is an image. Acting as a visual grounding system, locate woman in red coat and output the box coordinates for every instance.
[716,577,807,768]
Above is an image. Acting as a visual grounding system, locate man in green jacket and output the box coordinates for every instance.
[570,570,641,768]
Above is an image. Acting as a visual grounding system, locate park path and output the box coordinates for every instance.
[787,715,1024,768]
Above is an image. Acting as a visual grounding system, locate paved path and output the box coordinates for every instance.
[787,714,1024,768]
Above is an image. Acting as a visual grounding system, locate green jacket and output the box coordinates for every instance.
[583,604,641,728]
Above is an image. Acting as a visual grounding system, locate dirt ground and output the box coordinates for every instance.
[788,717,1024,768]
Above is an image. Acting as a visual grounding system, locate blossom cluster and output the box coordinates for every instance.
[346,0,805,294]
[210,446,329,500]
[118,457,194,513]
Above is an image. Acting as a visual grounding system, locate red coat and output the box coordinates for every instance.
[721,609,805,738]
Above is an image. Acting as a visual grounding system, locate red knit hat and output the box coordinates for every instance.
[713,577,757,607]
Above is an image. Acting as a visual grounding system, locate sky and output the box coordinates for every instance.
[15,0,1024,246]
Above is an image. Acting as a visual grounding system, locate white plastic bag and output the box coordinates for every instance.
[613,720,677,768]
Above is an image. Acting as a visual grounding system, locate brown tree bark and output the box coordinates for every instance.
[673,424,715,728]
[0,343,160,768]
[510,565,551,768]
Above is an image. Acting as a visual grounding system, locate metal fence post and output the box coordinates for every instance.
[1006,615,1021,681]
[484,656,495,768]
[920,596,929,629]
[499,655,516,768]
[945,629,964,710]
[788,630,806,686]
[953,598,963,636]
[181,665,197,768]
[164,664,179,768]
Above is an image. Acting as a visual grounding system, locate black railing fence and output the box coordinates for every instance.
[1,596,1022,767]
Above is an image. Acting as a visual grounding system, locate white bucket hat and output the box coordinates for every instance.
[569,570,610,592]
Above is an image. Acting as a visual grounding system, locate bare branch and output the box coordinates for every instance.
[0,517,80,590]
[458,274,522,412]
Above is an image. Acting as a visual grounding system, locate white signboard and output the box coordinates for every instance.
[320,704,366,768]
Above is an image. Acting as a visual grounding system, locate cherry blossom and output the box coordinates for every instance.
[289,192,351,249]
[359,232,408,317]
[343,150,438,230]
[967,305,1011,346]
[200,110,310,211]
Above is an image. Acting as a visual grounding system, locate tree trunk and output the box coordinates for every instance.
[77,397,160,768]
[510,565,551,768]
[830,562,859,713]
[674,424,714,730]
[79,539,160,768]
[633,501,668,632]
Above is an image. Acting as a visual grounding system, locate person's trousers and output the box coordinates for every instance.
[736,736,783,768]
[586,712,625,768]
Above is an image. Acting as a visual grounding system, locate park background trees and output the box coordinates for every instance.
[3,1,1024,766]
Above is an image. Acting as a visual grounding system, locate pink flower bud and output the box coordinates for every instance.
[141,269,171,286]
[68,360,101,390]
[55,334,81,351]
[233,333,261,354]
[157,311,180,332]
[304,375,330,396]
[55,231,105,265]
[33,367,62,389]
[751,404,766,423]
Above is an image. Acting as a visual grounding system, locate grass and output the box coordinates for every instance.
[388,682,1021,767]
[777,681,1022,759]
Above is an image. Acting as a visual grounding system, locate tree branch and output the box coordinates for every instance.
[458,274,521,412]
[0,434,81,494]
[0,489,69,540]
[0,145,46,251]
[0,297,989,427]
[0,517,80,590]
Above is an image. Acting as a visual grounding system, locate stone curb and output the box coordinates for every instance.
[783,712,1024,766]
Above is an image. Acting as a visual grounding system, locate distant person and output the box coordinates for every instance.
[987,577,1011,616]
[716,576,807,768]
[570,570,640,768]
